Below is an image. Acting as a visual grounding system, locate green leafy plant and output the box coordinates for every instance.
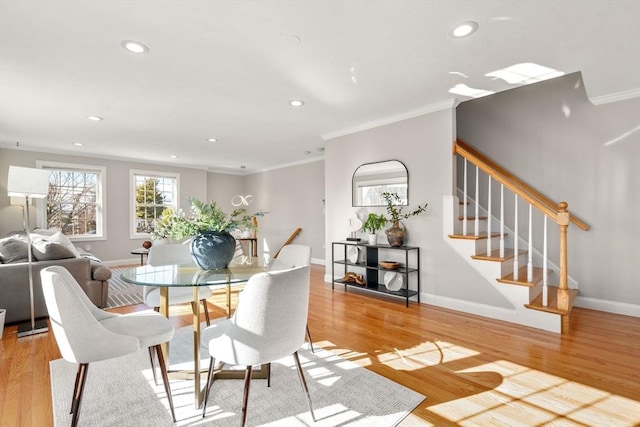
[381,192,428,224]
[363,213,387,234]
[151,197,266,240]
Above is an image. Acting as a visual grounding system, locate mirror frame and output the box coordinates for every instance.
[352,160,409,207]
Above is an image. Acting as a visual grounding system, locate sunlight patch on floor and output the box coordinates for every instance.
[430,359,640,426]
[377,340,480,371]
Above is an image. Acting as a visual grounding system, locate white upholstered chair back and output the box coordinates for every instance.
[271,244,311,270]
[147,242,193,266]
[143,242,213,310]
[202,265,310,365]
[41,266,139,364]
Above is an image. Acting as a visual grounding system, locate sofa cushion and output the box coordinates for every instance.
[0,237,30,263]
[32,238,76,261]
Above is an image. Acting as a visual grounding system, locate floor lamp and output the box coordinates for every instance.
[7,165,51,338]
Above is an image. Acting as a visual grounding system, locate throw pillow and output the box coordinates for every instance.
[31,239,76,261]
[0,237,30,263]
[49,231,81,258]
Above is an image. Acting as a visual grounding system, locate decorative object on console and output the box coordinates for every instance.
[142,240,152,249]
[346,215,363,241]
[363,213,387,245]
[379,260,400,270]
[7,165,51,338]
[383,271,404,291]
[382,192,428,247]
[150,197,265,269]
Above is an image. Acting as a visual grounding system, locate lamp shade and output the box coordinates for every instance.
[7,166,50,198]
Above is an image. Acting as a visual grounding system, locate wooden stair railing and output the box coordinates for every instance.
[273,227,302,259]
[453,139,589,333]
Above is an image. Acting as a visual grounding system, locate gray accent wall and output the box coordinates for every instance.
[456,72,640,308]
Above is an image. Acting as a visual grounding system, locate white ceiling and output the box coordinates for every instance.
[1,1,638,174]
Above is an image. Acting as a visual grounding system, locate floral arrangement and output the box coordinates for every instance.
[381,192,428,224]
[151,197,266,240]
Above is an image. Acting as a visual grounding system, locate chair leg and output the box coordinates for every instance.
[70,363,89,427]
[293,351,316,422]
[153,344,176,422]
[202,357,216,418]
[190,300,212,326]
[266,362,271,387]
[201,299,211,326]
[148,347,158,385]
[241,366,253,427]
[306,324,315,353]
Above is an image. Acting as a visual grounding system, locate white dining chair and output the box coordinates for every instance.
[41,266,176,426]
[200,266,315,426]
[270,244,315,352]
[144,242,213,325]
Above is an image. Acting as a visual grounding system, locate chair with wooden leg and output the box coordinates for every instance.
[270,244,315,353]
[200,266,315,426]
[144,242,213,326]
[41,266,176,426]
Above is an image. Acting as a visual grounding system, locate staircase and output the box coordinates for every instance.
[444,140,589,334]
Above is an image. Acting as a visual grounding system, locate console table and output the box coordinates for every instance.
[331,241,420,307]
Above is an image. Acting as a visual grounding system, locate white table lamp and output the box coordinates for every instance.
[7,166,51,337]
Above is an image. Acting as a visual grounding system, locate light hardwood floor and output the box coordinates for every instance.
[1,264,639,426]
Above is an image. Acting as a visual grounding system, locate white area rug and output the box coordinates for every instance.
[50,323,425,426]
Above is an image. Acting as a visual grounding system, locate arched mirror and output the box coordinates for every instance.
[352,160,408,206]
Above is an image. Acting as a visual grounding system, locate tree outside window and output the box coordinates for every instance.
[132,171,178,236]
[40,164,105,238]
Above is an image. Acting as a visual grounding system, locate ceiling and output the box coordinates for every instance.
[1,1,638,174]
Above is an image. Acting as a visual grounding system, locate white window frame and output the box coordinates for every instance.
[36,160,107,241]
[130,169,180,239]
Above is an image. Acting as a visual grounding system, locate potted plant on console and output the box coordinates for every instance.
[362,213,387,245]
[151,197,265,270]
[382,192,428,247]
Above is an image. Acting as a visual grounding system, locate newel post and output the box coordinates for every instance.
[557,202,570,332]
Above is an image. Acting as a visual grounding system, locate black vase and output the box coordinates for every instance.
[190,231,236,270]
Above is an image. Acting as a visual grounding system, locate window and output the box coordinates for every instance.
[36,161,106,240]
[130,170,179,238]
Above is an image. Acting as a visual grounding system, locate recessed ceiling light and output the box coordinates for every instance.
[289,100,304,107]
[170,155,178,159]
[450,21,478,38]
[87,115,103,121]
[207,138,218,142]
[121,40,149,54]
[73,142,84,147]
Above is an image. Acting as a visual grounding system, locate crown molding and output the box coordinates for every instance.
[589,88,640,105]
[321,98,459,141]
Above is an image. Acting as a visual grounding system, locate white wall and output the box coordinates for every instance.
[456,72,640,310]
[324,109,514,308]
[244,160,325,263]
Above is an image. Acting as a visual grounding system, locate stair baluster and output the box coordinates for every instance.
[527,204,533,282]
[487,176,492,255]
[463,159,468,236]
[474,165,480,237]
[513,195,519,281]
[543,215,548,306]
[500,184,505,258]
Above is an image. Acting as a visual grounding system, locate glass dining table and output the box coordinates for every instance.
[120,256,268,407]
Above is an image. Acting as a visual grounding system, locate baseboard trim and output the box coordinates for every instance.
[574,296,640,317]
